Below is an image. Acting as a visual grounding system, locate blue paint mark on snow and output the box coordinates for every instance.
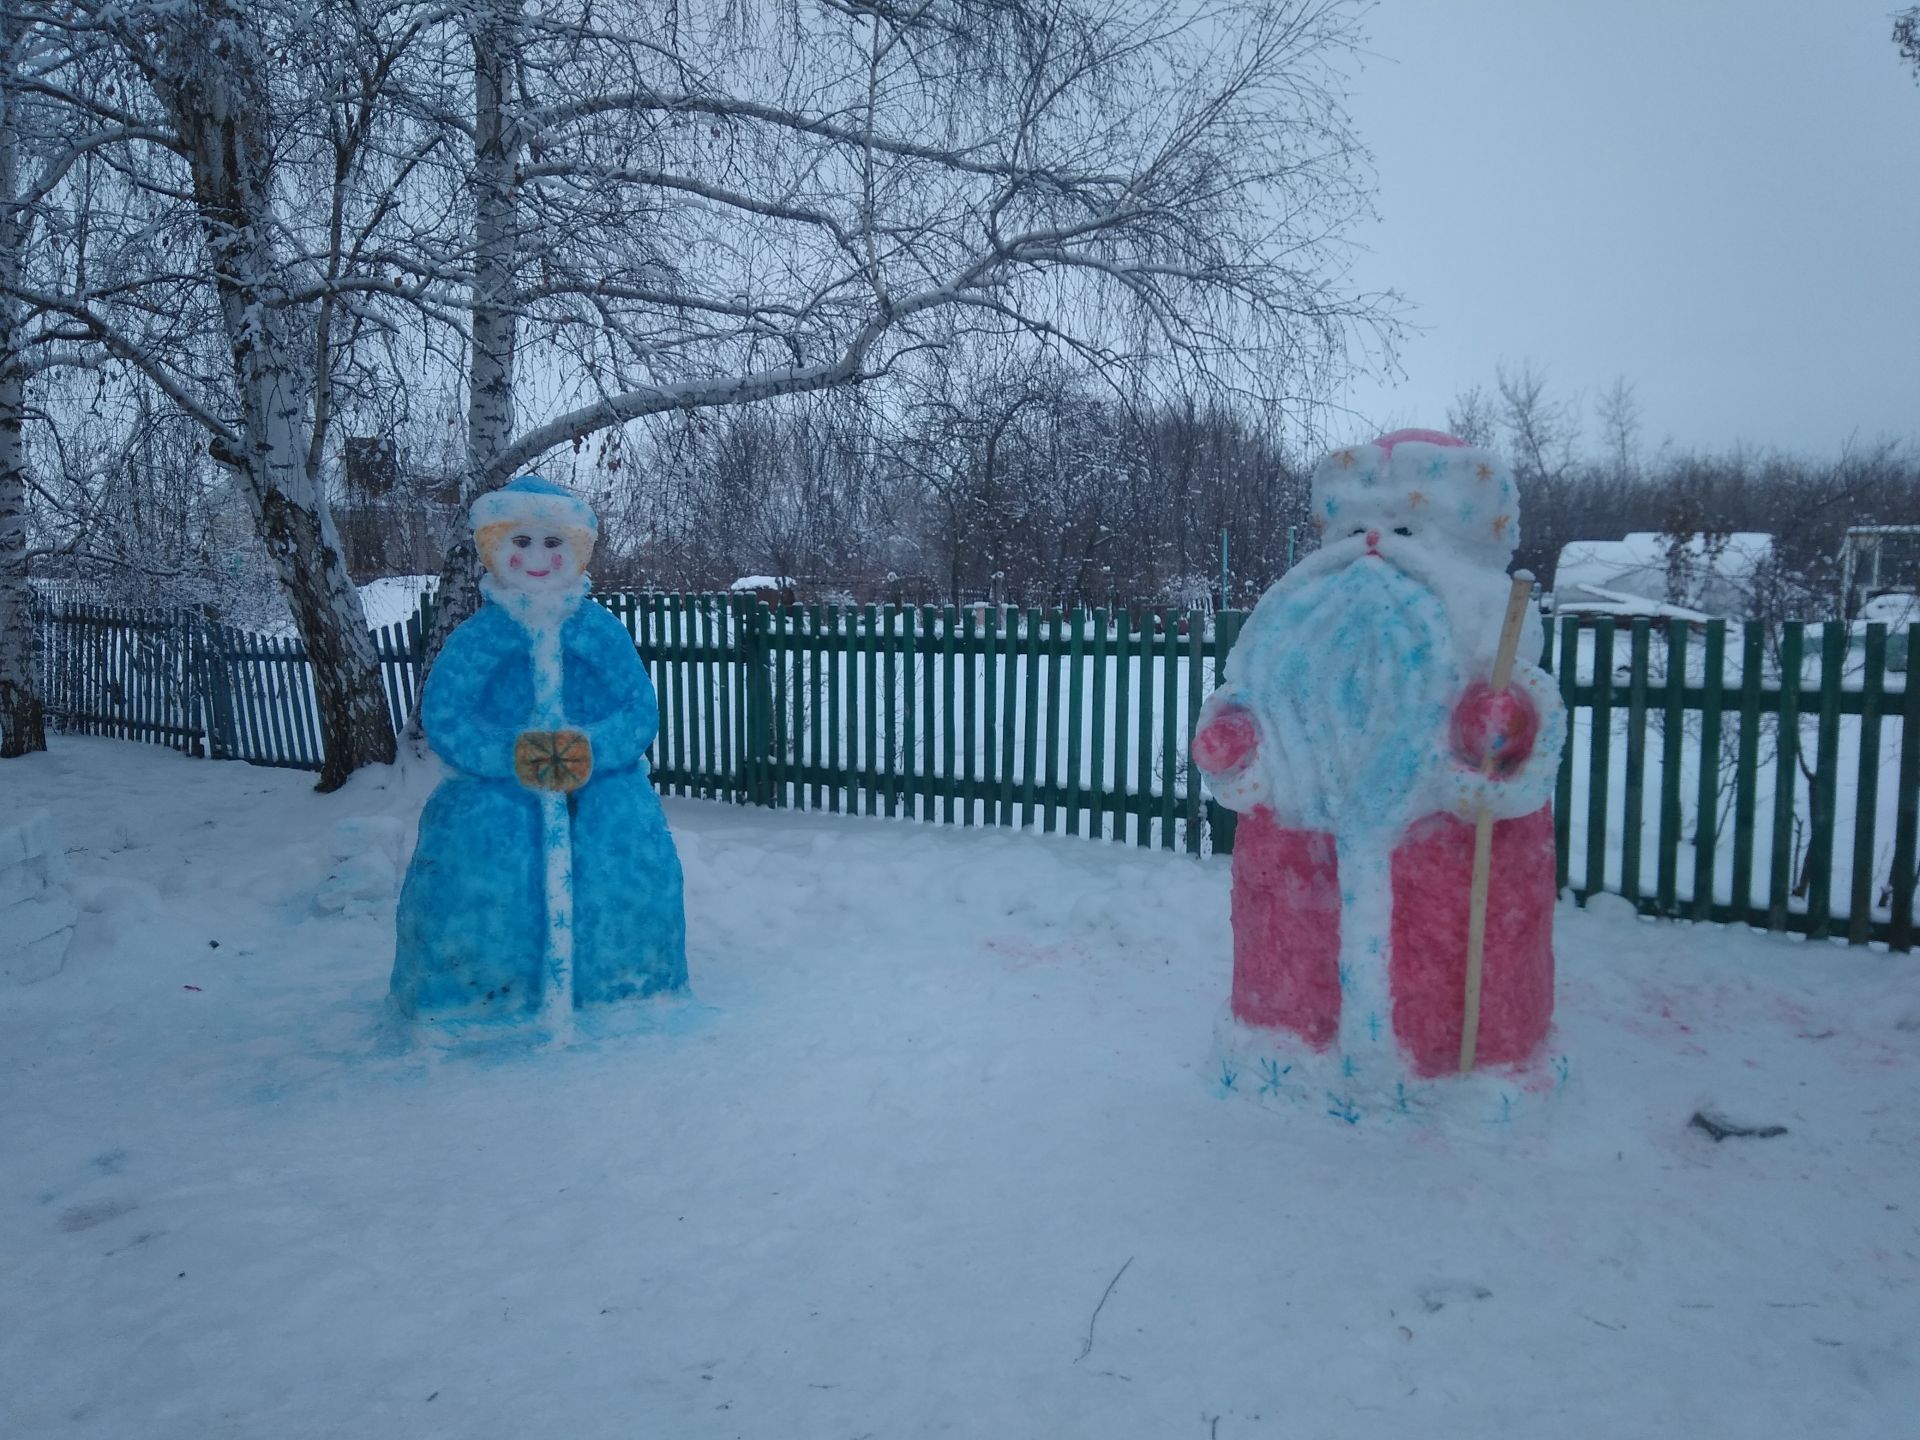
[1326,1093,1361,1125]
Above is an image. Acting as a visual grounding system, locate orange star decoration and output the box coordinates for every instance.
[515,728,594,792]
[1475,463,1494,482]
[1491,513,1513,539]
[1336,449,1356,469]
[1406,489,1427,507]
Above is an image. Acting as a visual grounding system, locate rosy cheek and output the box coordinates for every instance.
[509,554,522,569]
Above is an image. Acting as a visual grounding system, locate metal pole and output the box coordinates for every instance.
[1220,528,1230,608]
[1286,525,1296,571]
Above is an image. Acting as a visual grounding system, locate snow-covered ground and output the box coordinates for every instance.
[4,739,1918,1439]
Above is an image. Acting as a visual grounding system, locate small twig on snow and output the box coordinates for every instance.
[1074,1256,1134,1363]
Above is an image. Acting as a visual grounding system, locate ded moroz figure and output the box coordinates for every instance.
[1192,430,1567,1118]
[392,476,687,1034]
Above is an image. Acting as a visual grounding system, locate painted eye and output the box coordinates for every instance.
[512,534,533,548]
[543,536,563,549]
[1351,527,1366,537]
[1393,526,1413,537]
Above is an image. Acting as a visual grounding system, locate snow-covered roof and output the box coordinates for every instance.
[728,575,796,592]
[1552,532,1773,620]
[1546,582,1714,624]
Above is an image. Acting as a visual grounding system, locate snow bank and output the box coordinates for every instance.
[1,739,1916,1439]
[356,574,438,631]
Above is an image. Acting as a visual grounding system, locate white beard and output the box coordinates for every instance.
[1230,556,1457,842]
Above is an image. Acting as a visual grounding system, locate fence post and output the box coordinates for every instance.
[737,598,774,807]
[1206,610,1245,855]
[199,620,240,760]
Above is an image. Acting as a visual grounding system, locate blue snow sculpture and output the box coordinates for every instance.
[392,477,687,1027]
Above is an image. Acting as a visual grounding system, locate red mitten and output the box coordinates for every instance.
[1193,704,1260,776]
[1450,681,1539,778]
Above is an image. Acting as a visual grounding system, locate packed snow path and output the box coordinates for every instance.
[4,739,1917,1439]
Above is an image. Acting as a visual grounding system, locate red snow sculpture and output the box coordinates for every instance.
[1194,431,1567,1101]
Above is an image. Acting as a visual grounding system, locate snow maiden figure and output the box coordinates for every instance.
[392,477,687,1035]
[1191,431,1567,1122]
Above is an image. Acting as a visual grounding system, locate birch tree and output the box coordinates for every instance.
[0,2,157,756]
[411,0,1395,671]
[16,0,448,786]
[0,2,41,756]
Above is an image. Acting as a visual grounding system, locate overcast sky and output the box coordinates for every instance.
[1333,0,1919,459]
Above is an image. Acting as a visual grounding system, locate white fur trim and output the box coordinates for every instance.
[471,486,598,535]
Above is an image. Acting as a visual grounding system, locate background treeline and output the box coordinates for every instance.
[37,359,1912,622]
[35,358,1916,622]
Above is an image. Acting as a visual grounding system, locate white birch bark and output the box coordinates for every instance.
[415,0,521,697]
[148,3,394,789]
[0,3,44,757]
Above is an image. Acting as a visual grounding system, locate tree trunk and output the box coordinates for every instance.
[158,6,393,790]
[0,11,45,759]
[415,1,522,713]
[0,354,43,758]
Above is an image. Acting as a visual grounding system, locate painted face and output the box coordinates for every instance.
[486,528,590,594]
[1309,442,1518,569]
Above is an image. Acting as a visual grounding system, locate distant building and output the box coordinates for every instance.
[728,575,798,606]
[1839,525,1920,619]
[1549,532,1774,623]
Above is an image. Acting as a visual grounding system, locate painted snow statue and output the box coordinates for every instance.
[1192,430,1567,1119]
[392,476,687,1035]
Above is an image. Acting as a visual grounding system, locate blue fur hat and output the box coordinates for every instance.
[469,475,599,535]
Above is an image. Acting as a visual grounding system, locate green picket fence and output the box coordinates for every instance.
[31,594,1920,948]
[1541,614,1918,948]
[599,595,1242,855]
[34,600,431,770]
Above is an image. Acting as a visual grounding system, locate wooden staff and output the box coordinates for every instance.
[1460,571,1538,1074]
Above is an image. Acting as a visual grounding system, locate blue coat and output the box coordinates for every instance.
[391,598,687,1021]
